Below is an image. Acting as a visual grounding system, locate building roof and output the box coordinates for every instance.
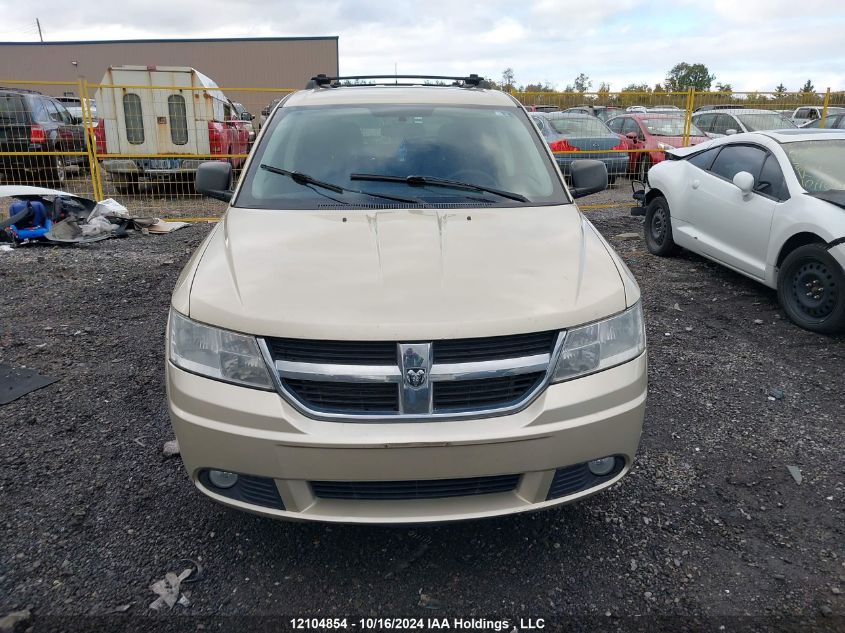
[0,36,338,46]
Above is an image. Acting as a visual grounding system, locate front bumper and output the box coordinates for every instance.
[167,353,647,524]
[102,158,207,177]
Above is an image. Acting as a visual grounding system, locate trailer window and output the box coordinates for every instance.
[123,93,144,144]
[168,95,188,145]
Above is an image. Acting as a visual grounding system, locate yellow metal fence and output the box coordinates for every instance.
[0,81,842,218]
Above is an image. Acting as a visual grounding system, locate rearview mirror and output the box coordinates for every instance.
[725,128,738,135]
[733,171,754,198]
[241,112,254,121]
[569,159,608,199]
[196,161,233,202]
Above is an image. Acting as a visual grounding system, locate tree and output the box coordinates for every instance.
[800,79,815,94]
[715,82,732,93]
[774,83,787,98]
[523,82,555,93]
[573,72,592,93]
[664,62,715,91]
[653,82,664,93]
[621,83,651,93]
[501,68,515,92]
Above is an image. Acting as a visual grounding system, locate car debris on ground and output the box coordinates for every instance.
[0,186,189,247]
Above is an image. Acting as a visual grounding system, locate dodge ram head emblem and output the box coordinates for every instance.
[405,368,427,388]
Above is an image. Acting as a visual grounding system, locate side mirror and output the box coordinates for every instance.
[725,128,738,135]
[241,112,254,121]
[625,132,638,140]
[196,161,234,202]
[733,171,754,198]
[569,159,608,199]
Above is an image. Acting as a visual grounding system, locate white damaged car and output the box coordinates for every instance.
[635,130,845,333]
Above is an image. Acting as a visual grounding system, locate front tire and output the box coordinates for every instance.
[644,196,677,256]
[637,155,652,183]
[777,244,845,334]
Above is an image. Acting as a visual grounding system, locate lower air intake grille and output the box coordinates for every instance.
[198,471,284,510]
[283,379,399,413]
[432,372,544,412]
[312,474,521,500]
[546,457,625,500]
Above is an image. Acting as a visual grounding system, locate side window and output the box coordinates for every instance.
[694,114,714,133]
[808,109,819,120]
[822,115,839,129]
[224,103,232,120]
[31,98,50,123]
[711,114,735,135]
[687,147,721,171]
[756,154,788,201]
[606,118,623,133]
[167,95,188,145]
[45,99,63,123]
[709,145,768,183]
[795,108,808,119]
[53,101,73,124]
[123,93,145,144]
[621,118,639,136]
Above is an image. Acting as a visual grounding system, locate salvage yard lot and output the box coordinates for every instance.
[0,183,843,631]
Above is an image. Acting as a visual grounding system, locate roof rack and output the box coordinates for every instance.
[306,74,489,89]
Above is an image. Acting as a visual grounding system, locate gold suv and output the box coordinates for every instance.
[167,74,647,523]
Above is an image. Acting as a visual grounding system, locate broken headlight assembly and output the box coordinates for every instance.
[168,309,273,389]
[552,303,645,382]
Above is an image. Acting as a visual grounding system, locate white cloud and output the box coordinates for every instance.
[1,0,843,91]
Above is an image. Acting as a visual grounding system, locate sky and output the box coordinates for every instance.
[1,0,843,93]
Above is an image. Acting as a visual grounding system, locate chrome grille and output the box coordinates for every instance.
[260,331,563,421]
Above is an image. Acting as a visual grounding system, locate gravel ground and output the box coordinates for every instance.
[1,179,843,632]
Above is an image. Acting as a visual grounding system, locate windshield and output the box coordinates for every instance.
[548,117,612,136]
[781,139,845,192]
[736,112,796,131]
[641,118,705,137]
[236,104,567,209]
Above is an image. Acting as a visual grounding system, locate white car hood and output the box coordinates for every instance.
[181,205,629,340]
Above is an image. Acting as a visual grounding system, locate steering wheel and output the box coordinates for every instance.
[448,169,498,188]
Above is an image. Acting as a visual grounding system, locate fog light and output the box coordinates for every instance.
[588,457,616,476]
[208,469,239,489]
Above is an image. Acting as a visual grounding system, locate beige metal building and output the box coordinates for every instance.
[0,36,339,105]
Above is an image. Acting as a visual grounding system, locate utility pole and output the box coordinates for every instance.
[36,18,43,42]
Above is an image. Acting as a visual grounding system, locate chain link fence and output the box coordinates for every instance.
[2,80,843,218]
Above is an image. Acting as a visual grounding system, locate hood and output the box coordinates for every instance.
[184,206,628,341]
[806,190,845,210]
[666,138,716,158]
[652,135,708,149]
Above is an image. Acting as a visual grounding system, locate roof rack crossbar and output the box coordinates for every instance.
[307,74,486,88]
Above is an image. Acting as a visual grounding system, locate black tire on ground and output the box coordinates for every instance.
[45,156,66,186]
[114,174,139,195]
[638,156,652,183]
[608,175,616,185]
[644,196,677,256]
[777,243,845,334]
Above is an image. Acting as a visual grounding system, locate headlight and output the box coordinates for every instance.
[168,309,273,389]
[552,303,645,382]
[657,142,676,151]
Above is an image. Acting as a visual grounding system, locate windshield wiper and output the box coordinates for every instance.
[260,164,424,205]
[349,173,530,203]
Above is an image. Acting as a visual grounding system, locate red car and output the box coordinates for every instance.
[606,113,708,180]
